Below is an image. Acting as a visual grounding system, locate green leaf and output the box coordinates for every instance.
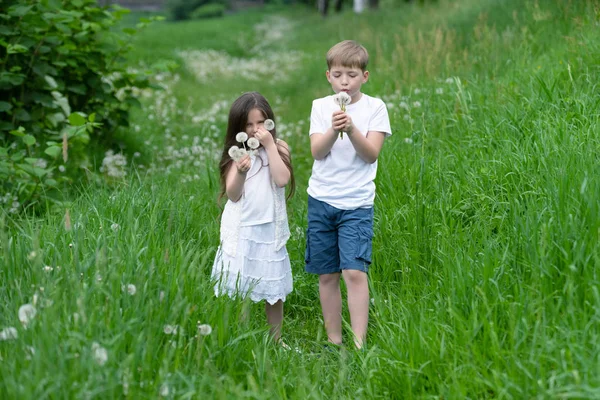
[88,113,96,123]
[15,109,31,121]
[0,101,12,112]
[45,178,58,187]
[44,146,61,158]
[8,5,33,17]
[44,75,58,89]
[7,44,28,54]
[46,112,65,128]
[23,135,36,146]
[51,91,71,116]
[68,112,86,127]
[9,127,25,137]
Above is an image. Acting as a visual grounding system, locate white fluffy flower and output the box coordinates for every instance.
[228,146,247,162]
[247,137,260,149]
[92,342,108,366]
[18,304,36,328]
[159,384,170,397]
[333,92,351,108]
[228,145,240,159]
[234,147,247,161]
[235,132,248,143]
[163,324,178,335]
[263,119,275,130]
[0,327,18,341]
[126,284,136,296]
[197,323,212,336]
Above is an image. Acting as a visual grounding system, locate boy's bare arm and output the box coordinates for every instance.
[347,127,386,164]
[337,110,386,163]
[310,126,339,160]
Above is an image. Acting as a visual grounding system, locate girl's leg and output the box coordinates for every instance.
[342,269,369,349]
[319,272,343,345]
[265,300,284,341]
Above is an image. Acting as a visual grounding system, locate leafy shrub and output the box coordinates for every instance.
[191,3,226,19]
[0,0,160,213]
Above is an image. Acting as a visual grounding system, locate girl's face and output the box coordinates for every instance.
[245,108,266,138]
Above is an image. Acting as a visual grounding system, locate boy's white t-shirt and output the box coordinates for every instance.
[308,93,392,210]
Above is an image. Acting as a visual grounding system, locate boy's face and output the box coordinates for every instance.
[326,64,369,102]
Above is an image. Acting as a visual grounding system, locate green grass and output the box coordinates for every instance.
[2,0,600,398]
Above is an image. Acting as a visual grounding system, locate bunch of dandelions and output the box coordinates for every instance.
[333,92,351,139]
[228,119,274,162]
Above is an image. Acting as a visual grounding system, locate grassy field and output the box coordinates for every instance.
[2,0,600,398]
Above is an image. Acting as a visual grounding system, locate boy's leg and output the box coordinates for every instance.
[305,196,341,343]
[338,206,374,349]
[342,269,369,348]
[318,272,343,345]
[265,300,283,341]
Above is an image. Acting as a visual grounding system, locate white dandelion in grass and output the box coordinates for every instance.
[197,323,212,336]
[263,119,275,131]
[18,304,36,328]
[92,342,108,366]
[126,284,136,296]
[0,327,18,341]
[159,383,170,397]
[333,92,351,139]
[163,324,179,335]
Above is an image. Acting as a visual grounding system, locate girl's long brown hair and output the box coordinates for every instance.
[218,92,295,203]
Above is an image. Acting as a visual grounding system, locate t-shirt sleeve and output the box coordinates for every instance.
[369,100,392,137]
[309,99,327,136]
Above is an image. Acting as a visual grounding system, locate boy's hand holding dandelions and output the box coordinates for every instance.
[333,92,351,139]
[332,110,354,138]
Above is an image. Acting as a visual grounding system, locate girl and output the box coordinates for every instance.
[211,92,295,343]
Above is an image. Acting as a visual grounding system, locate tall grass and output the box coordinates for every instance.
[1,0,599,397]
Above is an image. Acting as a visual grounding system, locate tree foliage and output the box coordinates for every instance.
[0,0,159,213]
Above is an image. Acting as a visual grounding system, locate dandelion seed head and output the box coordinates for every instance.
[92,342,108,366]
[197,323,212,336]
[18,304,36,328]
[235,132,248,143]
[247,138,260,149]
[0,327,18,341]
[126,284,136,296]
[263,119,275,131]
[159,383,170,397]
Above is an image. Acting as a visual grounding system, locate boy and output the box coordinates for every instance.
[305,40,392,349]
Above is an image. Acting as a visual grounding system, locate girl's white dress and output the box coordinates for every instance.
[211,148,293,305]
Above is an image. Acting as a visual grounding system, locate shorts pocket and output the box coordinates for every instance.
[304,229,311,264]
[354,226,373,264]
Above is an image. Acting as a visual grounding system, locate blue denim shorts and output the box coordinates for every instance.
[305,196,374,274]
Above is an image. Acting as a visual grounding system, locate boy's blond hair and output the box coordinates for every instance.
[326,40,369,71]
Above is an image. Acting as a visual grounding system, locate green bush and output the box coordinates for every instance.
[191,3,226,19]
[0,0,160,213]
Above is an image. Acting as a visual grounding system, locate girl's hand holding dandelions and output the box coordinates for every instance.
[235,154,251,174]
[255,118,276,149]
[333,92,351,139]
